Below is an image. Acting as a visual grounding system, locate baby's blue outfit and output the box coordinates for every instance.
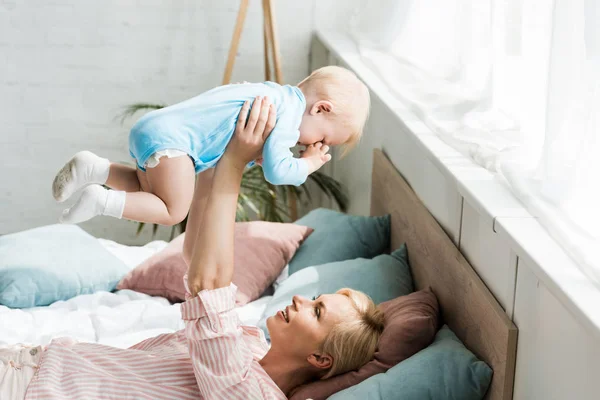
[129,82,309,186]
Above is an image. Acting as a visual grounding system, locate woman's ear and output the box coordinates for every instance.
[307,352,333,371]
[310,100,333,115]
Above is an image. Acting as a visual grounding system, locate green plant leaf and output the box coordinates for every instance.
[236,202,249,221]
[136,222,146,236]
[308,171,349,212]
[117,103,167,125]
[239,193,260,215]
[297,182,312,204]
[169,225,178,241]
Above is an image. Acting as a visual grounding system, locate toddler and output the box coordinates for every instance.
[51,66,370,225]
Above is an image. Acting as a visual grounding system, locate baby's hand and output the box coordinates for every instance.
[301,142,331,174]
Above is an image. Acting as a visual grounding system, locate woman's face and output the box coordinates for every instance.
[266,293,356,367]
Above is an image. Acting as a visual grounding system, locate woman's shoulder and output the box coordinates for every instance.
[242,325,270,358]
[242,325,268,340]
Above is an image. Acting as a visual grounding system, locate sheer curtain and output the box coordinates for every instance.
[346,0,600,284]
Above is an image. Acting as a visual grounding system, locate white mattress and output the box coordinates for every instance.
[0,239,273,348]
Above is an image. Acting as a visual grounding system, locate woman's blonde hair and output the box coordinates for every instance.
[298,66,371,157]
[319,288,385,379]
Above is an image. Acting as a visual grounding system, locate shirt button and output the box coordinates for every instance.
[29,348,38,356]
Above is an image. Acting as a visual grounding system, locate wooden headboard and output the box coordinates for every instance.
[370,149,518,400]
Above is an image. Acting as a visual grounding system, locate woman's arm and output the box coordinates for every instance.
[182,84,267,265]
[182,168,214,267]
[181,97,276,400]
[186,95,275,294]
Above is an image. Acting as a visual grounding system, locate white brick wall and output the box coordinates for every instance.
[1,0,316,244]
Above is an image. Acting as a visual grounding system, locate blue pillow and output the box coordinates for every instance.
[329,325,493,400]
[0,224,130,308]
[258,245,413,338]
[289,208,390,275]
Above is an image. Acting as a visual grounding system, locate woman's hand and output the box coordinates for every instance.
[223,96,276,170]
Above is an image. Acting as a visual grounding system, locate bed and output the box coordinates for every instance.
[0,239,274,349]
[0,149,517,399]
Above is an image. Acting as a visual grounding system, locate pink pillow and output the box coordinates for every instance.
[117,221,313,305]
[289,289,440,400]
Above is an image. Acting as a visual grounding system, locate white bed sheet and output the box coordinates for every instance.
[0,239,273,348]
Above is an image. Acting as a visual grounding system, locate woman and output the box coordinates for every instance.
[9,97,384,399]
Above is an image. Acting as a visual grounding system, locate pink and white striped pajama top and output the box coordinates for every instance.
[24,281,287,400]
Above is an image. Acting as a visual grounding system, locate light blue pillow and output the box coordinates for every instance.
[290,208,390,275]
[258,245,413,338]
[0,224,130,308]
[329,325,493,400]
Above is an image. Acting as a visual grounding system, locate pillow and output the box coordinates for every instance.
[290,289,440,400]
[0,224,130,308]
[289,208,390,274]
[117,221,313,305]
[328,325,493,400]
[258,244,414,339]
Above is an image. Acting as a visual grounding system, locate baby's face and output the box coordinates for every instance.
[298,114,350,147]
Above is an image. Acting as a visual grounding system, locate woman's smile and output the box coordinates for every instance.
[278,306,290,322]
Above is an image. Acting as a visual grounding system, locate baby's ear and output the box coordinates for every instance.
[312,100,333,115]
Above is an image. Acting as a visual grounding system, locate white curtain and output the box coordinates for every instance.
[346,0,600,285]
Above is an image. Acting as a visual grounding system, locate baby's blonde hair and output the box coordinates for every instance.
[319,288,384,379]
[298,66,371,156]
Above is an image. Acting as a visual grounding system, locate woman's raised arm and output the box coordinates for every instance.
[186,96,275,297]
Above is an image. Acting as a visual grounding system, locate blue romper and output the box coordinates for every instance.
[129,82,309,186]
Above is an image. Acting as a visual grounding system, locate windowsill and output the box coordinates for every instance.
[316,29,600,340]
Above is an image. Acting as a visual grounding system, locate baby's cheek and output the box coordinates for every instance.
[298,131,313,144]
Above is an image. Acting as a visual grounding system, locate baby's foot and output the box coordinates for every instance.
[52,151,110,203]
[60,185,125,224]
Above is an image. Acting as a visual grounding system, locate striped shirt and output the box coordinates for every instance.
[25,281,287,400]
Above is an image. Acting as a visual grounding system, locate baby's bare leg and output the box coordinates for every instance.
[136,168,151,192]
[58,155,193,225]
[122,156,195,225]
[104,163,144,192]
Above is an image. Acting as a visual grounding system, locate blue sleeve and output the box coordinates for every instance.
[261,122,308,187]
